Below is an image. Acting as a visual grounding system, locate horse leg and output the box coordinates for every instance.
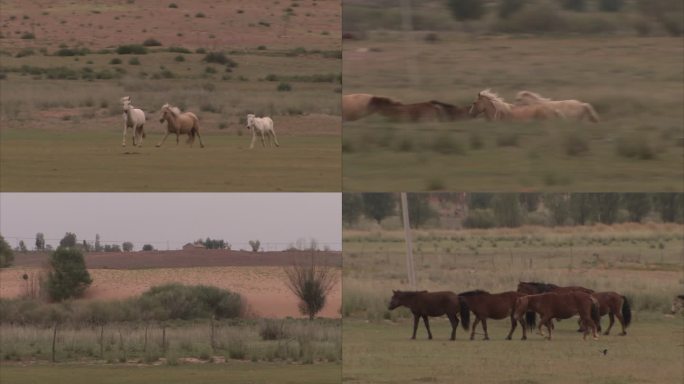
[137,125,144,147]
[195,130,205,148]
[506,315,517,340]
[447,313,458,341]
[604,312,614,335]
[156,132,170,147]
[422,316,432,340]
[519,317,527,340]
[272,130,280,147]
[469,317,480,341]
[411,315,419,340]
[122,123,128,147]
[260,132,266,147]
[481,319,490,340]
[250,131,256,149]
[539,316,552,339]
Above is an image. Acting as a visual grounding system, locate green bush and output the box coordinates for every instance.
[116,45,147,55]
[109,58,122,65]
[259,319,287,340]
[54,47,90,56]
[128,57,140,65]
[277,82,292,91]
[46,248,92,301]
[139,284,243,320]
[447,0,485,21]
[598,0,624,12]
[21,32,35,39]
[142,38,162,46]
[168,46,191,53]
[463,209,497,229]
[174,55,185,62]
[0,235,14,268]
[616,135,656,160]
[202,52,237,67]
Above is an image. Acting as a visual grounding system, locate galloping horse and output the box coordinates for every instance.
[378,100,469,122]
[120,96,146,147]
[514,292,600,340]
[469,89,563,121]
[515,91,600,122]
[156,103,205,148]
[388,290,469,341]
[342,94,402,122]
[457,290,527,340]
[245,114,280,149]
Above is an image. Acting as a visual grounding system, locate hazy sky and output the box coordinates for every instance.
[0,193,341,251]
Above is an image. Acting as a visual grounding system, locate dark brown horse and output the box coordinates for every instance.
[592,292,631,335]
[517,281,594,295]
[457,290,526,340]
[514,292,600,340]
[376,100,468,122]
[388,290,469,341]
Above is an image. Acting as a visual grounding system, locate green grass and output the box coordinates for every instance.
[342,36,684,192]
[0,363,340,384]
[342,315,683,384]
[0,129,340,191]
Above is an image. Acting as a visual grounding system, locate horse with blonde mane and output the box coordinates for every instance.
[469,89,563,121]
[342,93,403,122]
[156,103,205,148]
[516,91,600,122]
[120,96,146,147]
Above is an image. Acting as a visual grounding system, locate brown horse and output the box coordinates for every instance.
[388,290,469,341]
[517,281,594,295]
[514,292,600,340]
[457,290,526,340]
[591,292,631,335]
[378,100,468,122]
[157,103,205,148]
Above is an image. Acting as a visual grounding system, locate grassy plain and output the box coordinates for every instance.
[342,224,684,383]
[342,36,684,191]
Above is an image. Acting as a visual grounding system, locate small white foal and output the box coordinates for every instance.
[246,113,280,149]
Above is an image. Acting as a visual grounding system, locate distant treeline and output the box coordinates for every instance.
[343,0,683,37]
[343,193,684,229]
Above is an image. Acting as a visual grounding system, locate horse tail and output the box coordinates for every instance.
[621,296,632,328]
[584,103,600,122]
[525,310,536,330]
[458,296,470,330]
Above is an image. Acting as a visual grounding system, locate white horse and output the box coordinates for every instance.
[246,114,280,149]
[515,91,600,122]
[120,96,146,147]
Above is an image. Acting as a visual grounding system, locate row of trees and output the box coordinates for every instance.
[29,232,142,253]
[343,193,684,229]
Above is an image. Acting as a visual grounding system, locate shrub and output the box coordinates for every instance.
[142,38,162,46]
[46,248,92,301]
[0,235,14,268]
[202,52,237,67]
[140,284,243,320]
[128,57,140,65]
[109,58,122,65]
[205,66,216,74]
[195,12,206,18]
[168,46,191,53]
[116,45,147,54]
[284,260,337,320]
[494,4,566,33]
[598,0,623,12]
[168,3,178,8]
[447,0,485,21]
[21,32,35,39]
[560,0,586,12]
[616,135,655,160]
[15,48,34,58]
[259,320,286,340]
[498,0,526,19]
[174,55,185,62]
[463,209,497,229]
[277,82,292,91]
[54,47,89,56]
[142,244,154,251]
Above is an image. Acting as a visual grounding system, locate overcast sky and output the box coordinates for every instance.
[0,193,341,251]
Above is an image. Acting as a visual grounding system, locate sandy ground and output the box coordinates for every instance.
[0,0,341,50]
[0,266,341,318]
[1,250,341,318]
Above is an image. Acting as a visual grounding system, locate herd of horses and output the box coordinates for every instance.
[120,96,279,149]
[388,281,631,342]
[342,90,600,123]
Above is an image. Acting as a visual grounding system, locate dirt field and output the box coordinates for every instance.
[0,0,341,191]
[1,250,342,318]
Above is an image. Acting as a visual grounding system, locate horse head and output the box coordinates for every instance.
[388,290,404,310]
[246,113,255,129]
[159,103,175,123]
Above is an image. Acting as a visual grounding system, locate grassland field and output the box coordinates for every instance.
[342,224,684,383]
[0,0,341,191]
[342,36,684,192]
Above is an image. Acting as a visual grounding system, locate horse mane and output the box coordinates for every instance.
[162,103,181,116]
[369,96,402,109]
[520,281,559,292]
[458,289,489,297]
[395,290,429,297]
[516,90,551,103]
[677,294,684,300]
[478,89,511,113]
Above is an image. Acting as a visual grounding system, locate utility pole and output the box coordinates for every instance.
[401,193,417,289]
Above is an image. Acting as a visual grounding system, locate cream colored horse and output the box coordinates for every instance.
[516,91,600,122]
[120,96,146,147]
[469,89,563,121]
[246,114,280,149]
[157,103,205,148]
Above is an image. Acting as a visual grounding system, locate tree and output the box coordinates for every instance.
[142,244,155,251]
[122,242,134,252]
[544,193,570,226]
[342,193,364,227]
[202,238,228,250]
[593,193,621,224]
[654,193,684,223]
[407,193,438,229]
[362,193,396,225]
[46,247,92,301]
[468,193,493,209]
[492,194,523,227]
[519,193,541,212]
[622,193,651,222]
[59,232,77,248]
[569,194,596,225]
[18,240,28,253]
[249,240,261,252]
[0,235,14,268]
[104,244,121,252]
[447,0,486,21]
[283,256,337,320]
[35,233,45,251]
